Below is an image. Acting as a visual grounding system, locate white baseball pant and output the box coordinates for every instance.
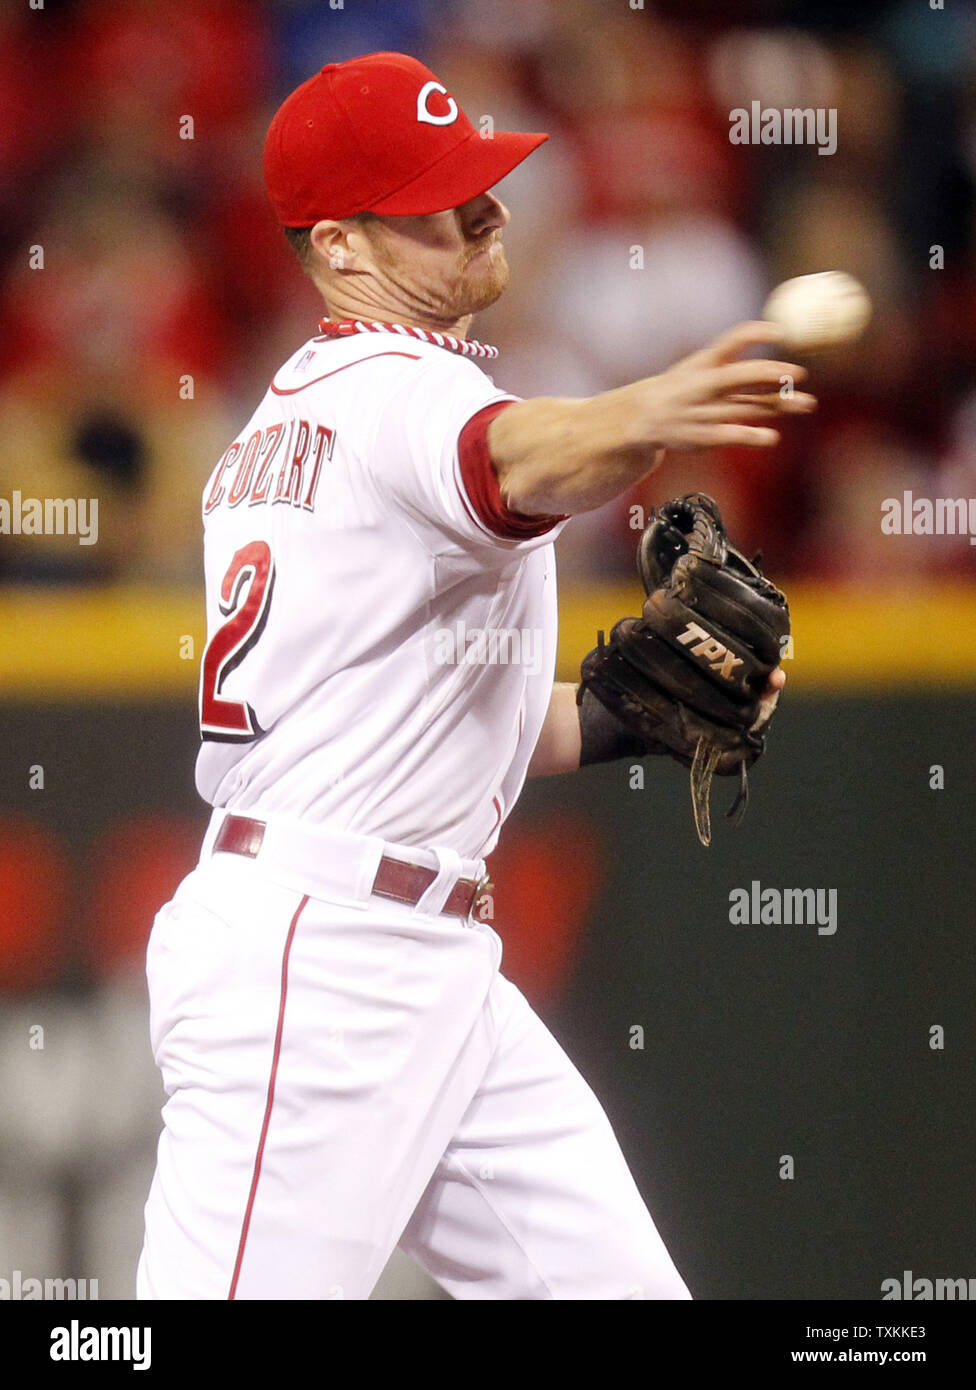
[136,810,691,1300]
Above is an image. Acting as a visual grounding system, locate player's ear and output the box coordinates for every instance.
[309,219,365,275]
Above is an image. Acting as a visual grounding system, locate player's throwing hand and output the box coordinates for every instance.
[639,320,817,452]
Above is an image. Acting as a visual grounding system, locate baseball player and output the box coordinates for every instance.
[137,52,813,1300]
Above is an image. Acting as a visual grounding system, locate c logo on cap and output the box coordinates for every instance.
[416,80,459,127]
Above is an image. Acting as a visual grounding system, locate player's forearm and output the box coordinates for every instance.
[527,682,582,777]
[528,678,662,778]
[488,388,662,517]
[488,324,815,517]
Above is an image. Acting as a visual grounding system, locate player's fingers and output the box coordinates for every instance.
[691,320,786,368]
[767,666,787,692]
[708,359,809,395]
[728,390,817,414]
[690,423,781,448]
[692,401,786,423]
[751,684,781,731]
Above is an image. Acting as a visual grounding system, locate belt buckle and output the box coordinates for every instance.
[471,872,494,919]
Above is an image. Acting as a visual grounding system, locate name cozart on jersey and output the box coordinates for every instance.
[195,323,570,860]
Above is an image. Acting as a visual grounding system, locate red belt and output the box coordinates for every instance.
[212,814,492,920]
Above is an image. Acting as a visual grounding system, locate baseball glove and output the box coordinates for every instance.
[579,492,790,845]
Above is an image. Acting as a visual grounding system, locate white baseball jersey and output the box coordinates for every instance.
[145,316,693,1304]
[194,322,570,860]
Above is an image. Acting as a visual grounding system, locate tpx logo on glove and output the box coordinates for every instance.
[676,622,743,679]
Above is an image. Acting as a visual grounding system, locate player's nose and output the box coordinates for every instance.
[462,190,510,236]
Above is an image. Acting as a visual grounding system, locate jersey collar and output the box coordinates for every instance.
[316,317,499,360]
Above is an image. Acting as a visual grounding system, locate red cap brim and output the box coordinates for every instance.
[366,129,548,216]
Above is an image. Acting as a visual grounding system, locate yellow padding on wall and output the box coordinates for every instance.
[556,582,976,689]
[0,582,973,697]
[0,587,205,697]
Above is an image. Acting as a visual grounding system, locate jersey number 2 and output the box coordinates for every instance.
[199,540,275,741]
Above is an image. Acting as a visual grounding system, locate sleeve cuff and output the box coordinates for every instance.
[456,401,570,541]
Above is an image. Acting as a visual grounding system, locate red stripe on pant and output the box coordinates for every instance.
[228,893,310,1299]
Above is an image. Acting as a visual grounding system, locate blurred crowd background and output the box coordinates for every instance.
[2,0,976,584]
[2,0,975,1303]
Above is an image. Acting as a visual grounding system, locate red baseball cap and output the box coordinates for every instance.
[264,51,548,225]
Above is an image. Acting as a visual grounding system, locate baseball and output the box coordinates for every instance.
[762,271,872,353]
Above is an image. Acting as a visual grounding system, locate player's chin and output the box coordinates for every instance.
[460,258,509,313]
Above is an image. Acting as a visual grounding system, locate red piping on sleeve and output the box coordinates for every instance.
[457,402,569,541]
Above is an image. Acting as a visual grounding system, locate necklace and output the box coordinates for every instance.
[316,317,499,360]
